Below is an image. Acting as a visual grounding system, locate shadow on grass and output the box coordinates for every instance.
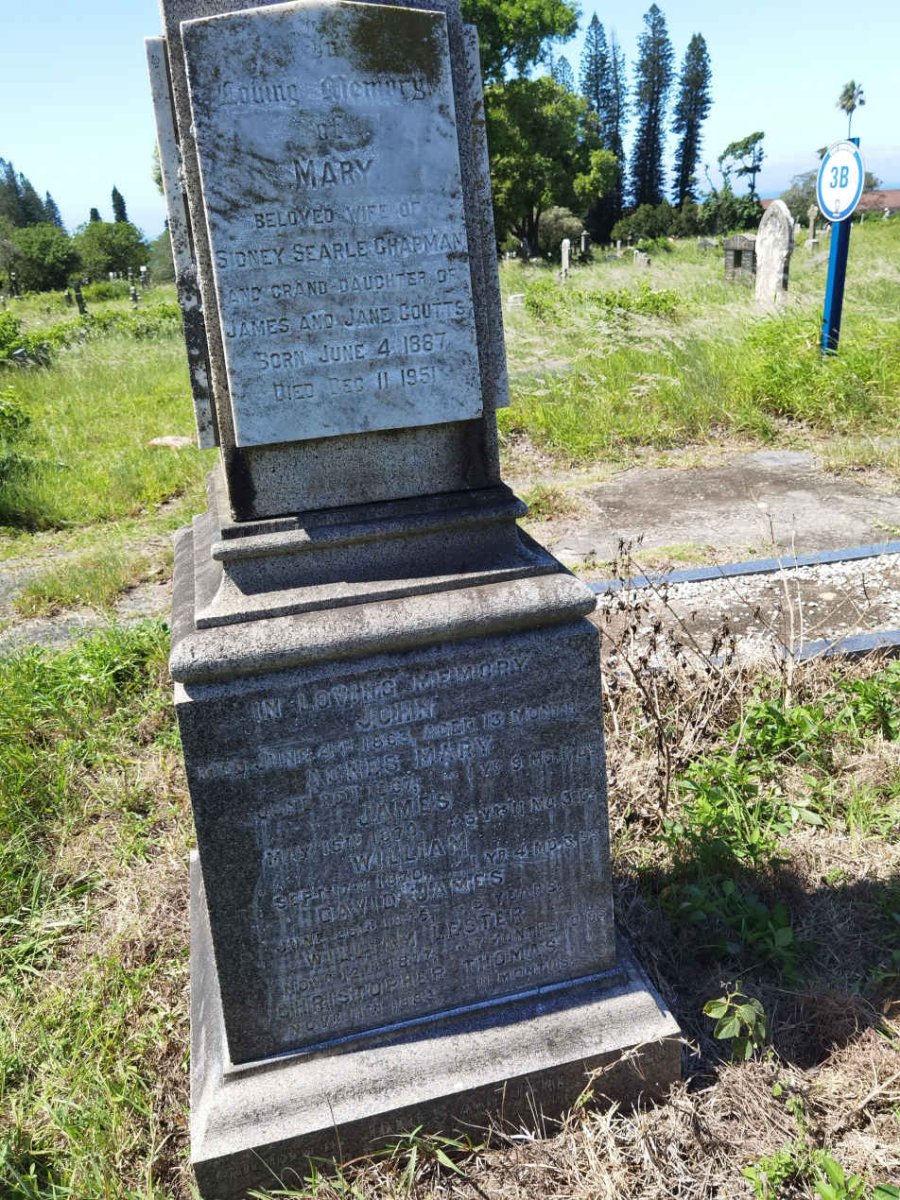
[617,850,899,1070]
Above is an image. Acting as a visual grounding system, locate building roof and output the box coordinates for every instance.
[857,188,900,211]
[761,189,900,213]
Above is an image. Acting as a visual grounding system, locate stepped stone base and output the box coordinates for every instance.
[190,856,681,1200]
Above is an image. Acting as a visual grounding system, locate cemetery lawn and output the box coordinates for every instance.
[0,236,898,1195]
[500,219,900,484]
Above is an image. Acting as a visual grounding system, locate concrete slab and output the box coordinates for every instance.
[552,451,900,565]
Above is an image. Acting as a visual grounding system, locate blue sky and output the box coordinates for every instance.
[2,0,898,239]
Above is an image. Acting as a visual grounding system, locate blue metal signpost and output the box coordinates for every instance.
[818,138,864,354]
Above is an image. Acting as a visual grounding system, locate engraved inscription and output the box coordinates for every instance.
[182,3,483,446]
[183,627,614,1062]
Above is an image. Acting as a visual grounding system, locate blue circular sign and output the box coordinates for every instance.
[817,141,865,222]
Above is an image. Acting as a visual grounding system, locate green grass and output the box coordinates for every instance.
[521,481,582,520]
[0,333,209,530]
[499,220,900,465]
[0,623,190,1199]
[0,284,211,533]
[12,543,169,617]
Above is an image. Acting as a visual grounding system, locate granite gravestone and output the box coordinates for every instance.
[148,2,679,1195]
[755,199,794,308]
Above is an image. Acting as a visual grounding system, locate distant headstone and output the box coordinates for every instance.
[148,2,679,1194]
[807,203,818,243]
[754,199,794,308]
[63,288,73,307]
[723,233,756,283]
[73,284,86,315]
[633,249,651,268]
[560,236,571,278]
[885,207,891,221]
[580,230,590,256]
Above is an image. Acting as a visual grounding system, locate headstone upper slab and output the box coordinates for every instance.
[181,0,483,447]
[754,199,793,308]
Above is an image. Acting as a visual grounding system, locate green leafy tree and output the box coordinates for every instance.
[88,207,102,223]
[73,220,147,278]
[485,76,597,249]
[611,200,675,242]
[837,80,864,136]
[536,205,583,257]
[779,170,818,223]
[718,131,765,199]
[460,0,578,84]
[699,183,760,234]
[550,54,576,91]
[147,227,175,283]
[574,148,619,210]
[6,223,78,291]
[111,185,128,224]
[630,4,674,207]
[671,34,712,206]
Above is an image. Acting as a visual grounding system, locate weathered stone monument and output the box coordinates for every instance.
[560,236,571,279]
[807,203,819,251]
[723,232,756,282]
[148,2,679,1195]
[754,199,794,308]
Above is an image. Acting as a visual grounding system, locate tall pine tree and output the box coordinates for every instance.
[630,4,674,207]
[0,160,52,227]
[671,34,712,206]
[89,207,102,223]
[111,186,128,223]
[550,54,576,92]
[0,160,21,226]
[579,18,627,238]
[44,192,64,229]
[600,34,627,224]
[579,15,609,114]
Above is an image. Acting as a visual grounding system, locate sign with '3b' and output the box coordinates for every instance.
[817,141,865,222]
